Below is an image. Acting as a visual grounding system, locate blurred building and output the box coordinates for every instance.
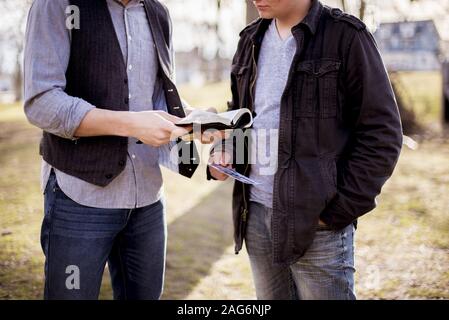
[374,20,441,71]
[161,0,244,85]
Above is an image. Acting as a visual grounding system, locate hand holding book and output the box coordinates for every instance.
[175,108,253,143]
[175,108,253,131]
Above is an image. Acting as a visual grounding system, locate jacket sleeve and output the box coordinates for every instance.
[319,28,403,229]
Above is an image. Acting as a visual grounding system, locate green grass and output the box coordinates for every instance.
[1,77,448,300]
[394,71,442,124]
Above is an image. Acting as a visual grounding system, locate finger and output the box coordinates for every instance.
[209,155,220,165]
[204,130,225,143]
[223,130,232,139]
[171,126,192,139]
[223,152,233,164]
[201,131,215,144]
[158,112,182,124]
[210,168,227,181]
[199,129,226,144]
[205,107,218,114]
[209,153,222,165]
[220,157,228,166]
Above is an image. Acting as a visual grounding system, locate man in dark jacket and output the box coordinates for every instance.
[209,0,402,299]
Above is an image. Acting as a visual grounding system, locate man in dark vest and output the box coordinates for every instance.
[24,0,204,300]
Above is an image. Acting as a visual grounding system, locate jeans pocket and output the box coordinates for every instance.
[245,202,272,257]
[41,175,57,255]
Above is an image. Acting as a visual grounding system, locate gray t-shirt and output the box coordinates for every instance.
[249,20,297,208]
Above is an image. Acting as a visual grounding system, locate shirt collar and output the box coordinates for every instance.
[110,0,143,8]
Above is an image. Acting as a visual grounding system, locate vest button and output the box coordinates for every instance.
[118,160,125,166]
[105,174,113,179]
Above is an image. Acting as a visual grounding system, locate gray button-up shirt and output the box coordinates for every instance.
[24,0,177,209]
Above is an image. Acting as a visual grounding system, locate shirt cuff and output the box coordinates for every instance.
[64,98,95,140]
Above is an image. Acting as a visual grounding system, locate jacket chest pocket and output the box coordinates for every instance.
[294,59,341,118]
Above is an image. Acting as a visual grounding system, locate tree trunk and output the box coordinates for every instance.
[389,72,421,135]
[246,0,259,25]
[443,62,449,126]
[359,0,367,21]
[212,0,224,82]
[340,0,367,20]
[13,53,22,102]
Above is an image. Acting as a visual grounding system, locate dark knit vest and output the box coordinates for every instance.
[40,0,198,187]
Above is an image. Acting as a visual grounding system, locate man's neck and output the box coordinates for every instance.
[275,0,312,40]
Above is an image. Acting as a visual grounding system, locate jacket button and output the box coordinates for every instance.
[124,78,128,84]
[124,97,129,104]
[105,174,113,179]
[331,8,343,18]
[118,160,125,166]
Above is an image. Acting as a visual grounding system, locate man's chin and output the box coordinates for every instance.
[257,11,275,19]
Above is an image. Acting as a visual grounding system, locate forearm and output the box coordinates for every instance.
[75,109,187,147]
[74,108,136,138]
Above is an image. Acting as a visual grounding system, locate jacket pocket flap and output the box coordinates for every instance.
[296,59,341,76]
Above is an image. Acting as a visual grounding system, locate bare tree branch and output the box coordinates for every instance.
[340,0,347,12]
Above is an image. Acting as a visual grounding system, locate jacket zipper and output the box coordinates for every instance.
[236,44,258,254]
[243,44,258,209]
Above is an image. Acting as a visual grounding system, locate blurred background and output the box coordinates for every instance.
[0,0,448,300]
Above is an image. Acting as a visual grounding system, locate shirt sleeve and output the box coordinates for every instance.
[23,0,95,140]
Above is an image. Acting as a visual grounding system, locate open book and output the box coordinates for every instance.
[176,108,253,131]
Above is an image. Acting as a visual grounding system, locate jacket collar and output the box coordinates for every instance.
[294,0,323,35]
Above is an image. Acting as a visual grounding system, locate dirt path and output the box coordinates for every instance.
[1,112,448,299]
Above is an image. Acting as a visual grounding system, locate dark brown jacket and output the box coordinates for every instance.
[220,1,402,265]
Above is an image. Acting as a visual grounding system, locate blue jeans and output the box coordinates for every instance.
[41,171,166,300]
[245,201,356,300]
